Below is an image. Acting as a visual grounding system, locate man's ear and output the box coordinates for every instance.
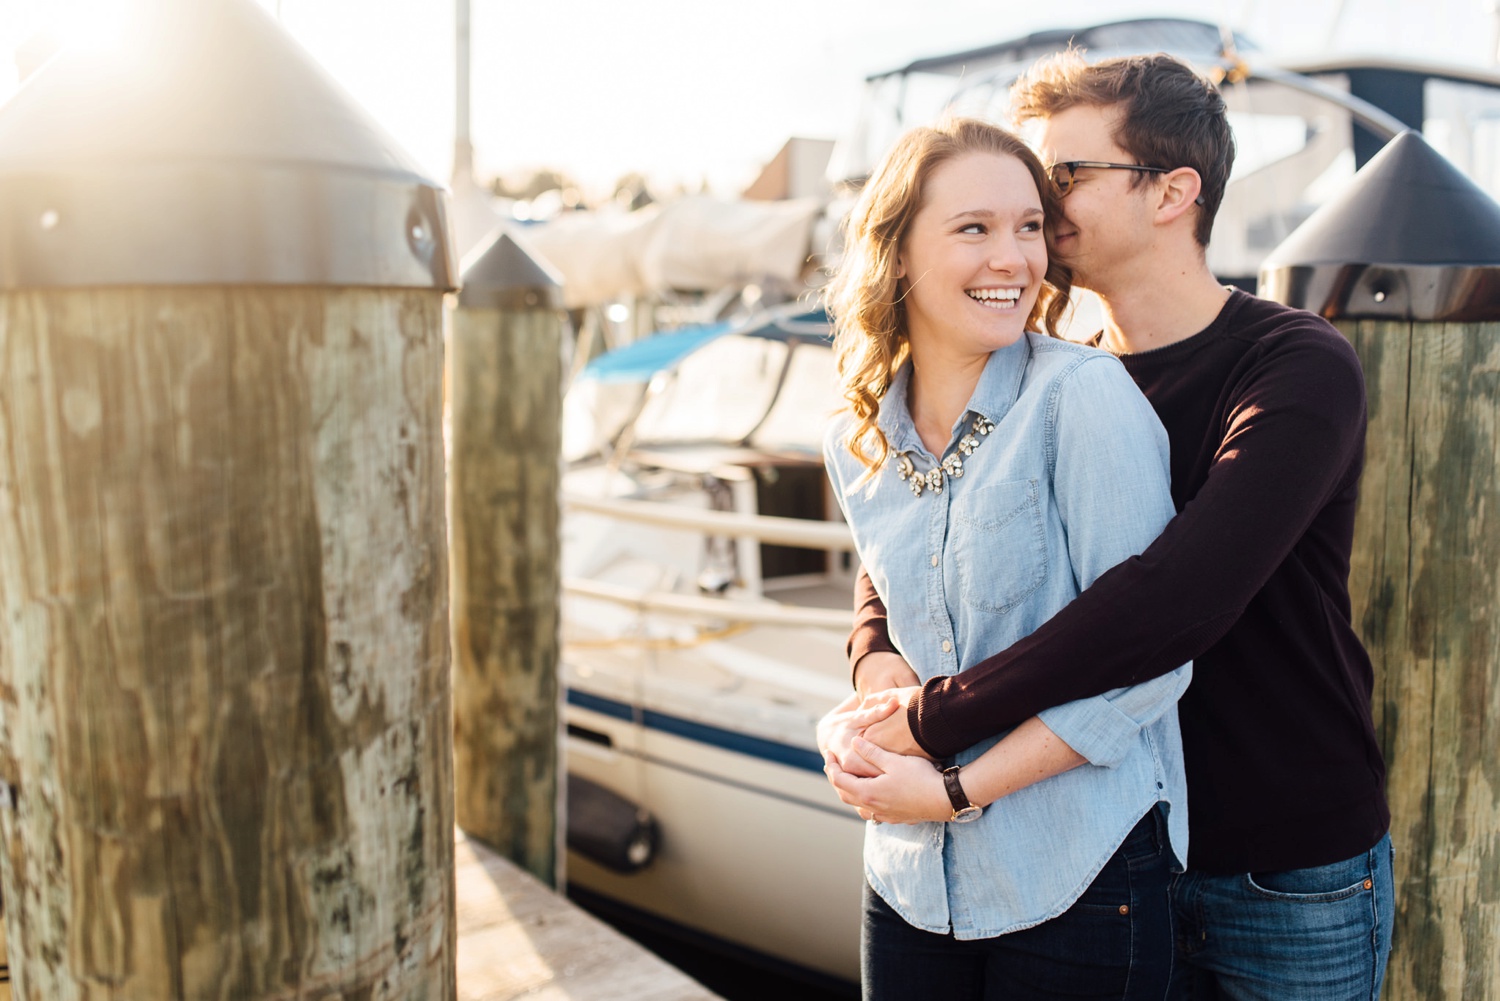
[1155,167,1203,227]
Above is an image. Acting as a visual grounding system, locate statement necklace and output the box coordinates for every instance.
[894,413,995,498]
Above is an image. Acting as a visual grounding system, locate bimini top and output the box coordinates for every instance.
[579,306,831,384]
[0,0,455,290]
[866,17,1255,82]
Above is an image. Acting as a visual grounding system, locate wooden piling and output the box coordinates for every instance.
[1261,132,1500,997]
[449,231,566,885]
[1343,317,1500,1001]
[0,0,459,995]
[0,287,455,998]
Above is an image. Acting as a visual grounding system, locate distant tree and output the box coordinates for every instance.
[612,172,654,211]
[489,168,580,202]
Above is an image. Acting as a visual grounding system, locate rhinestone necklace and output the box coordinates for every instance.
[894,413,995,497]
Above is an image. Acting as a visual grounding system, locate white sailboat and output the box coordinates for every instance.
[559,304,863,983]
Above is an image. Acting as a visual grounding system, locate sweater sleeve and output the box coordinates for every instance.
[908,321,1368,759]
[847,568,897,675]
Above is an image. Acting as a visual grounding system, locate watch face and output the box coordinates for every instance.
[951,805,983,823]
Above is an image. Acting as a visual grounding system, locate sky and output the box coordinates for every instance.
[1,0,1497,198]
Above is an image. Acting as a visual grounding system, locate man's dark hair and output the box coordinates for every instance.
[1011,50,1235,247]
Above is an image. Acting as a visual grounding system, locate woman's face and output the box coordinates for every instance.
[896,151,1047,361]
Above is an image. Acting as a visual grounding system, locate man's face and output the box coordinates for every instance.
[1034,104,1160,293]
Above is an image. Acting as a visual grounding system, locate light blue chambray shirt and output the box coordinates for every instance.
[824,332,1190,939]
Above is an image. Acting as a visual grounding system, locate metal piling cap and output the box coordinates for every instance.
[0,0,457,291]
[1260,131,1500,321]
[458,227,565,311]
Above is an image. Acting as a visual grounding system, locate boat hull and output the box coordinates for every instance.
[563,665,865,983]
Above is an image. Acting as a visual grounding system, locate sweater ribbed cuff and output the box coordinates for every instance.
[848,625,899,688]
[909,677,962,760]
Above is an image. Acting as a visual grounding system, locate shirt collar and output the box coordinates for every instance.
[877,335,1033,457]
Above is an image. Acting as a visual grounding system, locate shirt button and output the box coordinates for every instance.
[930,554,939,567]
[941,640,952,653]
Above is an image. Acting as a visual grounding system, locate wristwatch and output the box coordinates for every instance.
[941,765,983,823]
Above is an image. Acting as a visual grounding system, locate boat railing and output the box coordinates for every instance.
[561,577,852,630]
[562,494,855,551]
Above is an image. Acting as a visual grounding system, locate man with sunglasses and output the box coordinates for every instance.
[828,50,1394,999]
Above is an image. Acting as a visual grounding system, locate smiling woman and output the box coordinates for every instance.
[824,119,1072,479]
[818,117,1191,1000]
[895,151,1049,414]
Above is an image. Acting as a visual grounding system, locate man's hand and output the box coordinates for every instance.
[829,737,950,824]
[816,691,900,779]
[861,685,931,759]
[852,651,919,701]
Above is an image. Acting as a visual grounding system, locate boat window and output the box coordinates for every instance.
[748,342,838,454]
[632,335,790,445]
[1208,77,1355,284]
[1227,111,1315,178]
[1425,77,1500,201]
[563,378,647,463]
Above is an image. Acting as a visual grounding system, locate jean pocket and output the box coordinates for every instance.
[1069,826,1146,916]
[951,479,1047,614]
[1245,852,1374,903]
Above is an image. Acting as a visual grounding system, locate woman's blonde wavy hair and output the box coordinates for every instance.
[826,117,1073,478]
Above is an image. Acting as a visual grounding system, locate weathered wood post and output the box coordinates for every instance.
[449,231,566,886]
[0,0,458,996]
[1261,131,1500,999]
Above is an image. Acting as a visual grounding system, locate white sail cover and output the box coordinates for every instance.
[525,195,825,307]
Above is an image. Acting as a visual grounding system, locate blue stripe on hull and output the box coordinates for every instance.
[566,688,824,773]
[566,687,637,721]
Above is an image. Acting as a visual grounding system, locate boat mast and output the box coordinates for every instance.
[1321,0,1349,49]
[454,0,474,187]
[1492,0,1500,65]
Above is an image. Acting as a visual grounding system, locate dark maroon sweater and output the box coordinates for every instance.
[850,291,1389,874]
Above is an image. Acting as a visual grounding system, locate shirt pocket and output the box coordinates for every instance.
[951,478,1048,614]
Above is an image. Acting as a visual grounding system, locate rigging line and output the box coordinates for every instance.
[1492,0,1500,67]
[1322,0,1351,51]
[1216,2,1240,61]
[564,622,753,651]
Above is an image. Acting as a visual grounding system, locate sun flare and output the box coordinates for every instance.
[46,0,144,53]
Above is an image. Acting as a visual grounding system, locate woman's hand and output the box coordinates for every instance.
[829,737,952,825]
[817,691,900,779]
[860,685,931,759]
[853,651,920,701]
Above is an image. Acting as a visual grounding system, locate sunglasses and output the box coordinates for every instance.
[1047,161,1209,206]
[1046,161,1171,196]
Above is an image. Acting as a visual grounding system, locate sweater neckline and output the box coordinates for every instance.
[1095,287,1247,363]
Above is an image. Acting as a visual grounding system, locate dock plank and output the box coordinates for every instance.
[455,830,720,1001]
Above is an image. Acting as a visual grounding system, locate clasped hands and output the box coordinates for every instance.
[816,652,949,825]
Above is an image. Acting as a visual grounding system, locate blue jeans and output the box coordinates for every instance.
[862,807,1175,1000]
[1169,832,1394,1000]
